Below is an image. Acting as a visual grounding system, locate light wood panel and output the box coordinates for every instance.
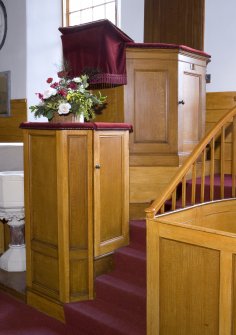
[159,239,219,334]
[180,65,205,153]
[93,86,124,123]
[94,131,129,256]
[0,99,27,142]
[147,199,236,335]
[206,92,236,174]
[130,166,179,203]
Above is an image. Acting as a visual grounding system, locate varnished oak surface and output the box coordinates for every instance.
[147,199,236,335]
[0,99,27,142]
[206,91,236,174]
[23,127,129,320]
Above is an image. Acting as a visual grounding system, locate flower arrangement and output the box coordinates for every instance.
[29,70,106,121]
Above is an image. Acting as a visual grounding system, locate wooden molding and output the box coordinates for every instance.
[0,99,27,142]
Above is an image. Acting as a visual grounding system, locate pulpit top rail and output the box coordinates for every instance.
[20,122,133,132]
[126,42,211,58]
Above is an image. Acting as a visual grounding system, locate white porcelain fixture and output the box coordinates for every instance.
[0,171,24,210]
[0,143,23,172]
[0,171,25,272]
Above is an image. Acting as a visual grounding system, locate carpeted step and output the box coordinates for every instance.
[112,246,146,286]
[129,220,146,250]
[64,299,146,335]
[95,273,146,315]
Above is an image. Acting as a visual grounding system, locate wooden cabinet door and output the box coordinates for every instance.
[124,51,179,166]
[93,131,129,256]
[178,59,206,155]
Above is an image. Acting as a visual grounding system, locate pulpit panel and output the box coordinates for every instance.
[29,133,58,245]
[125,56,178,162]
[94,131,129,256]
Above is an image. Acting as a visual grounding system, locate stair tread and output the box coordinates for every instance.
[95,273,146,315]
[65,299,146,335]
[129,220,146,228]
[96,272,146,292]
[115,245,146,259]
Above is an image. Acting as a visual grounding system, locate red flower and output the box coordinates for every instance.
[36,93,43,100]
[57,71,68,78]
[50,82,59,88]
[46,77,53,83]
[58,89,67,97]
[68,82,77,90]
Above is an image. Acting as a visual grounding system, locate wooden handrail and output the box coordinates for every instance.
[145,106,236,219]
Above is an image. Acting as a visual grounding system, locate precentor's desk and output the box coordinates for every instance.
[20,122,131,320]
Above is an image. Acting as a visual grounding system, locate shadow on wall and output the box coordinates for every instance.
[0,143,23,171]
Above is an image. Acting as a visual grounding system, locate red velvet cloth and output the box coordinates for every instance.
[58,20,133,86]
[127,42,211,58]
[20,122,133,132]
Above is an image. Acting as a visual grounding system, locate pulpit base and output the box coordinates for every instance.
[0,244,26,272]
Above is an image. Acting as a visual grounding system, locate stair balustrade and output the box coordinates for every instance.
[145,106,236,219]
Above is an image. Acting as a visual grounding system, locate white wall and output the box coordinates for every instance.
[26,0,62,121]
[0,0,62,120]
[119,0,144,42]
[204,0,236,92]
[0,0,27,99]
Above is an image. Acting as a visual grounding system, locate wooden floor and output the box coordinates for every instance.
[0,268,26,301]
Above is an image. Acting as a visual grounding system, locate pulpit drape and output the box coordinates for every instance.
[59,20,133,87]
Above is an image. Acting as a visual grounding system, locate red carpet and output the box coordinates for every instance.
[64,220,146,335]
[0,292,66,335]
[165,174,234,210]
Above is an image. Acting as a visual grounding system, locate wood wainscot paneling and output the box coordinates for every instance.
[0,99,27,142]
[206,92,236,174]
[129,166,179,219]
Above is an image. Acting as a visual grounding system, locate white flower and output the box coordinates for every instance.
[79,86,85,93]
[43,87,57,99]
[73,77,82,83]
[58,102,71,115]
